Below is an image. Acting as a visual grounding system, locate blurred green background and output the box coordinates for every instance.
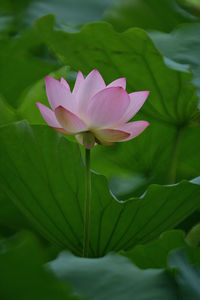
[1,0,200,299]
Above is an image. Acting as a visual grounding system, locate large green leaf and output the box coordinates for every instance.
[104,0,198,33]
[150,23,200,96]
[1,122,200,257]
[28,17,200,188]
[49,251,177,300]
[35,17,198,124]
[0,232,80,300]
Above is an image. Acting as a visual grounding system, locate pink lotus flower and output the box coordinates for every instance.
[36,70,150,149]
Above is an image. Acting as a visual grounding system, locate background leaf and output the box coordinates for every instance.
[104,0,198,33]
[168,249,200,299]
[0,0,115,35]
[23,0,116,30]
[150,23,200,97]
[0,231,80,300]
[49,251,177,300]
[0,33,59,107]
[123,230,186,269]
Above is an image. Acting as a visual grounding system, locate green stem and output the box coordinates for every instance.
[83,148,91,257]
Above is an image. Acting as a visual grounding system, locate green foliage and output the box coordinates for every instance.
[0,33,59,107]
[30,16,200,185]
[150,23,200,96]
[186,223,200,247]
[0,0,200,297]
[35,17,198,125]
[123,230,187,269]
[48,248,200,299]
[105,0,197,32]
[0,96,17,125]
[169,249,200,299]
[0,188,31,236]
[49,251,177,300]
[123,230,200,269]
[0,232,81,300]
[0,0,115,35]
[23,0,115,30]
[0,122,200,257]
